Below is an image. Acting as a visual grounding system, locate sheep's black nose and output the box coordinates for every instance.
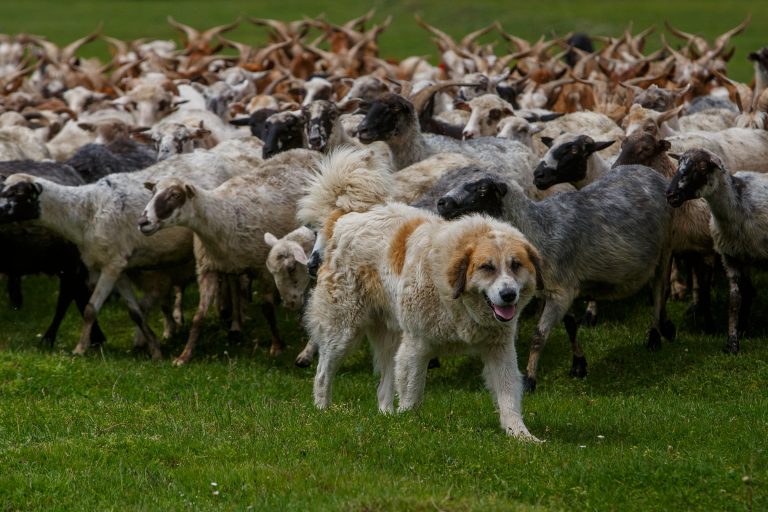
[499,288,518,304]
[436,196,458,217]
[307,252,321,279]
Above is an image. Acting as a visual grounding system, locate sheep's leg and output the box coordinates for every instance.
[175,271,218,366]
[42,273,76,347]
[368,327,400,414]
[261,302,284,356]
[226,274,243,342]
[721,256,744,354]
[7,273,22,310]
[217,274,232,325]
[563,314,587,379]
[73,269,122,356]
[525,295,572,393]
[172,285,184,328]
[647,251,674,351]
[669,257,687,301]
[580,300,598,327]
[480,342,540,442]
[395,334,432,412]
[689,253,714,331]
[71,272,106,346]
[314,328,363,409]
[737,272,753,338]
[115,277,162,361]
[295,339,317,368]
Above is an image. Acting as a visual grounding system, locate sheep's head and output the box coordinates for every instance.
[614,123,672,167]
[436,173,509,221]
[456,93,514,140]
[666,149,725,207]
[265,229,315,310]
[495,116,541,148]
[138,178,195,235]
[0,174,43,224]
[132,122,211,161]
[261,111,306,159]
[356,93,415,144]
[534,134,614,190]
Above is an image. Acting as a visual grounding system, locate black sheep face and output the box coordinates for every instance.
[666,149,721,207]
[356,94,414,144]
[261,114,306,159]
[614,131,671,167]
[437,177,508,220]
[0,181,43,224]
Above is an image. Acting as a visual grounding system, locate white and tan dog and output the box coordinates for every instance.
[300,146,544,441]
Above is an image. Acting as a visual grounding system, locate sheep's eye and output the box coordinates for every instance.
[479,262,496,272]
[489,109,501,120]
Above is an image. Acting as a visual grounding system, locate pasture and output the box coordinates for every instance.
[1,1,767,510]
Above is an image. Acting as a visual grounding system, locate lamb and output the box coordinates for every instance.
[436,165,675,391]
[667,149,768,353]
[138,149,322,365]
[0,149,249,359]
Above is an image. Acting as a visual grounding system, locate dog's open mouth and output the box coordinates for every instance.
[484,293,516,322]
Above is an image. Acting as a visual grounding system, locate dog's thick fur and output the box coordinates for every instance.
[302,146,543,441]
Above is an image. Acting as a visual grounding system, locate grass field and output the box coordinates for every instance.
[1,1,768,510]
[1,1,766,81]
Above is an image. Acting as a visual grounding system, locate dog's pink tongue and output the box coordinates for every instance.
[492,304,516,321]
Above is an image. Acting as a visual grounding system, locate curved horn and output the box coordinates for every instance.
[167,16,200,45]
[200,18,241,43]
[459,23,496,49]
[410,80,476,113]
[414,14,458,52]
[713,14,751,54]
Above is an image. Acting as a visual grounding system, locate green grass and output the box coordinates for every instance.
[0,1,765,80]
[1,1,768,509]
[0,273,766,510]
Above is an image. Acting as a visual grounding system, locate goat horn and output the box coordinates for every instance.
[410,80,477,113]
[200,18,241,42]
[167,16,200,44]
[414,14,458,52]
[460,23,496,49]
[713,14,751,54]
[62,22,103,62]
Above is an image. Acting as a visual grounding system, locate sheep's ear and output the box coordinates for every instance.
[292,245,309,265]
[668,152,682,161]
[144,182,156,192]
[184,184,196,198]
[31,182,43,195]
[229,117,251,127]
[658,140,672,152]
[77,122,96,132]
[540,136,554,148]
[264,232,279,247]
[592,140,615,152]
[454,100,471,112]
[449,248,472,299]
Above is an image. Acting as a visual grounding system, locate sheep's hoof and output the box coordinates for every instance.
[569,355,588,379]
[172,356,189,367]
[723,337,739,355]
[294,354,313,368]
[580,311,597,327]
[660,319,676,341]
[428,358,441,369]
[72,346,87,356]
[269,344,284,357]
[227,330,243,343]
[646,328,662,351]
[523,375,537,393]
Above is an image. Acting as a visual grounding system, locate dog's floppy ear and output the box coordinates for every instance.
[526,243,545,291]
[449,248,472,299]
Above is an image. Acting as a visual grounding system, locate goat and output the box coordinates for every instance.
[436,165,675,391]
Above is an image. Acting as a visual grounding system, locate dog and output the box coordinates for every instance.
[300,146,544,441]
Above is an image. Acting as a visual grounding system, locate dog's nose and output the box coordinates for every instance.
[499,288,517,304]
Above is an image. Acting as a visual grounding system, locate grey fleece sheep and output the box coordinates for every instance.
[437,165,675,391]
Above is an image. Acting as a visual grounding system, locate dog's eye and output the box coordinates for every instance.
[509,259,522,272]
[479,262,496,272]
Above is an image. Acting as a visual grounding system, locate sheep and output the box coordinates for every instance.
[666,128,768,173]
[65,137,157,183]
[495,117,542,150]
[302,100,359,152]
[0,149,249,359]
[355,93,547,199]
[0,160,106,346]
[138,149,322,365]
[667,149,768,353]
[436,165,675,391]
[0,126,51,161]
[534,111,624,158]
[456,93,514,140]
[614,123,715,327]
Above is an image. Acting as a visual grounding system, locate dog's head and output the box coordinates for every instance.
[447,222,543,324]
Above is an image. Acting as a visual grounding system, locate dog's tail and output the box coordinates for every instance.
[298,145,393,227]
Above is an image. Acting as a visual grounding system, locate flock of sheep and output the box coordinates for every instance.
[1,13,767,438]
